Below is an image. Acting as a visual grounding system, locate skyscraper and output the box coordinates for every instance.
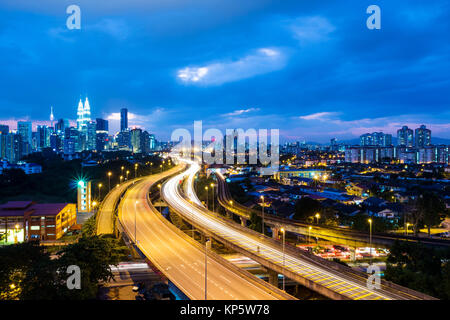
[415,125,431,148]
[131,128,142,153]
[76,97,91,133]
[17,121,32,145]
[120,108,128,132]
[86,121,97,151]
[95,118,109,152]
[37,125,50,150]
[397,126,414,147]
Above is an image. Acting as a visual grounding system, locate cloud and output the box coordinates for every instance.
[88,19,130,40]
[105,108,166,133]
[299,112,339,121]
[290,16,335,44]
[222,108,260,117]
[177,47,287,85]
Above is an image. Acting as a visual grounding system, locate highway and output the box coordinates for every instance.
[118,165,293,300]
[162,159,436,300]
[97,179,142,235]
[215,171,450,249]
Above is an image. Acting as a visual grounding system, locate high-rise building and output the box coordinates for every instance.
[76,97,91,134]
[415,125,431,148]
[131,128,142,153]
[37,125,50,150]
[397,126,414,147]
[17,121,32,145]
[0,125,9,135]
[117,130,131,150]
[360,132,392,147]
[149,134,156,151]
[120,108,128,132]
[95,118,109,152]
[86,121,97,151]
[5,133,22,163]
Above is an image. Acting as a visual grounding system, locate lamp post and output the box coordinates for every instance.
[134,163,138,178]
[205,186,209,210]
[205,237,210,300]
[126,170,130,181]
[107,172,112,191]
[210,183,215,213]
[98,183,102,199]
[368,218,373,265]
[280,227,286,291]
[260,195,265,236]
[121,166,124,178]
[406,223,411,236]
[308,226,312,244]
[157,184,162,213]
[160,164,163,174]
[120,176,123,185]
[315,213,320,225]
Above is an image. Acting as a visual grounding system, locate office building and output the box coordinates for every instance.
[77,180,92,213]
[120,108,128,132]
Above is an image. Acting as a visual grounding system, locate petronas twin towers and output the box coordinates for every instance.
[76,97,91,132]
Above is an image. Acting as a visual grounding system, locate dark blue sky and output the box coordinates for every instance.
[0,0,449,142]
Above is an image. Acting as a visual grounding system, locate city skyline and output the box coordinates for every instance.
[0,1,449,142]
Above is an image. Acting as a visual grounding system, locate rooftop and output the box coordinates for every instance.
[0,201,71,217]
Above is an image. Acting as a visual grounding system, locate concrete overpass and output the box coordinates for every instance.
[215,172,450,249]
[162,159,436,300]
[117,164,294,300]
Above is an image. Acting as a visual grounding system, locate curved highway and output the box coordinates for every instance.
[118,165,292,300]
[162,159,436,300]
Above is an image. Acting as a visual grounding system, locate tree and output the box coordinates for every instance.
[294,197,321,221]
[416,193,446,237]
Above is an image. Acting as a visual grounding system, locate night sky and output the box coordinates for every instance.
[0,0,449,142]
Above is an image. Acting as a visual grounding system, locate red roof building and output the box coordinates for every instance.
[0,201,77,243]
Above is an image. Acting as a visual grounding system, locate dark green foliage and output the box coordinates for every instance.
[293,197,321,221]
[0,236,128,300]
[385,241,450,299]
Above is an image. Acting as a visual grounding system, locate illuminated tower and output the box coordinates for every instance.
[76,99,84,131]
[77,180,92,213]
[83,97,91,125]
[50,106,54,129]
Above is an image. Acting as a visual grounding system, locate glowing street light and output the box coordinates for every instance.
[315,213,320,224]
[205,186,209,209]
[98,183,103,199]
[308,226,312,243]
[406,223,411,236]
[261,195,265,236]
[126,170,130,180]
[157,184,162,213]
[121,166,124,176]
[210,183,215,213]
[135,163,138,178]
[280,227,286,291]
[107,172,112,191]
[368,218,373,265]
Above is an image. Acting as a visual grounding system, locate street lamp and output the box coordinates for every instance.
[205,186,209,210]
[120,176,123,184]
[308,226,312,244]
[157,184,162,213]
[261,195,265,236]
[160,164,163,174]
[210,183,215,213]
[315,213,320,224]
[121,166,124,176]
[368,218,373,265]
[126,170,130,181]
[406,223,411,236]
[280,227,286,291]
[107,172,112,191]
[205,237,210,300]
[135,163,138,178]
[98,183,102,199]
